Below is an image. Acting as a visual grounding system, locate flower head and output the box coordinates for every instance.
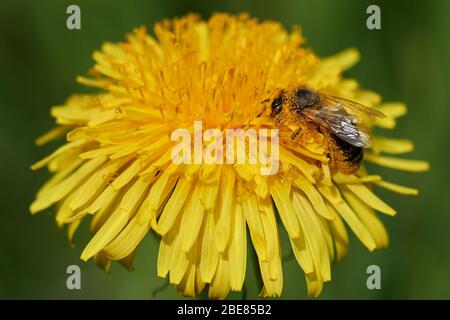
[31,13,428,298]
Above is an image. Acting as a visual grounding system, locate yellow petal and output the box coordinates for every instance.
[94,251,111,273]
[342,188,389,248]
[321,162,332,187]
[279,147,317,183]
[242,192,267,261]
[326,204,348,261]
[177,262,197,298]
[31,140,86,170]
[270,178,301,239]
[35,126,67,146]
[216,167,235,252]
[30,159,83,214]
[119,248,138,271]
[229,202,247,291]
[365,153,430,172]
[289,237,314,275]
[177,241,199,297]
[199,176,221,211]
[50,157,107,205]
[333,172,381,184]
[374,180,419,195]
[80,178,149,261]
[317,217,335,262]
[372,136,414,154]
[292,172,334,220]
[208,254,230,299]
[292,192,331,282]
[169,234,189,284]
[258,198,278,270]
[67,219,81,247]
[68,158,125,211]
[103,212,151,260]
[379,102,407,118]
[319,184,376,251]
[79,145,123,159]
[258,258,282,297]
[326,48,360,71]
[88,185,119,217]
[305,272,324,298]
[345,183,396,216]
[179,184,205,253]
[199,213,219,283]
[157,218,179,278]
[154,176,192,235]
[111,158,144,190]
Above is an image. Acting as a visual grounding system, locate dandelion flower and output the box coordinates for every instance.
[31,13,429,298]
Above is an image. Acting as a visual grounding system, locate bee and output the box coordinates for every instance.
[270,87,384,173]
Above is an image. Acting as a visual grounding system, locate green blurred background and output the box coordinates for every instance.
[0,0,448,299]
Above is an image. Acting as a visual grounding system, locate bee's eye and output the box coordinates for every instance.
[271,95,283,117]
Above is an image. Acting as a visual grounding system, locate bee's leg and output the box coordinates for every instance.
[274,114,285,126]
[326,135,338,172]
[290,127,302,140]
[327,148,334,168]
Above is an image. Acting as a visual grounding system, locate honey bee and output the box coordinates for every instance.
[270,87,384,173]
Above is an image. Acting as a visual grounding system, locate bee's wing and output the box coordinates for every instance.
[320,94,386,121]
[305,105,372,148]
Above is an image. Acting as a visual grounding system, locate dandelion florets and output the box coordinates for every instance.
[31,13,428,299]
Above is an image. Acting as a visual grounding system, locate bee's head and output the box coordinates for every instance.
[271,91,285,118]
[295,88,319,110]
